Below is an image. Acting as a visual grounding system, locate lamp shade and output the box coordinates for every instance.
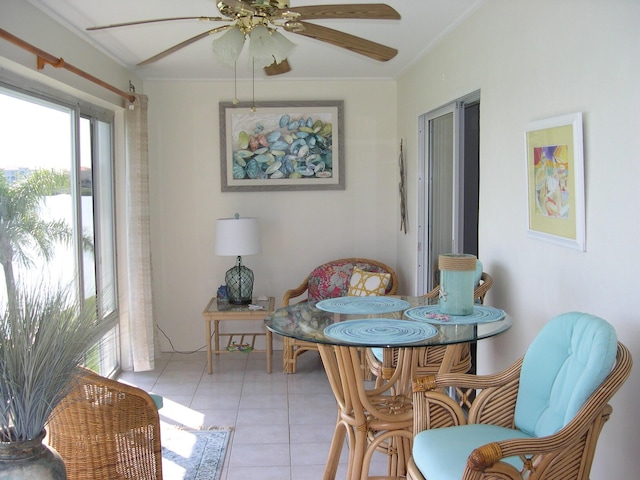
[211,25,246,65]
[215,216,262,256]
[248,25,296,68]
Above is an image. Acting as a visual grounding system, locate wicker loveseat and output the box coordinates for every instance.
[281,257,398,373]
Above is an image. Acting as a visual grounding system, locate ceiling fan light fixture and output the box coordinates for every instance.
[270,29,296,63]
[211,25,246,65]
[248,24,294,68]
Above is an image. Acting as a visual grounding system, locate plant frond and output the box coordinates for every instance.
[0,282,111,441]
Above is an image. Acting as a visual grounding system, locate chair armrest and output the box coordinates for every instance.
[412,384,467,434]
[422,286,440,299]
[474,272,493,304]
[463,404,614,480]
[282,275,311,306]
[413,358,522,394]
[412,358,523,429]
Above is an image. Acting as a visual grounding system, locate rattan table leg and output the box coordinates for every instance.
[266,329,272,374]
[206,319,213,374]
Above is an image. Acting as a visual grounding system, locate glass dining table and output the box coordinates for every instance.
[264,295,511,480]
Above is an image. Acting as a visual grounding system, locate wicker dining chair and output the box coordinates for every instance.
[365,272,493,386]
[406,312,632,480]
[281,257,398,373]
[47,367,163,480]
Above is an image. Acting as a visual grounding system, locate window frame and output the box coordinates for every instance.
[0,71,120,376]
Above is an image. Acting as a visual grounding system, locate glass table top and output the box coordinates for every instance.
[265,296,511,348]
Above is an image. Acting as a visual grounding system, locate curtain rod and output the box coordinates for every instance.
[0,28,136,104]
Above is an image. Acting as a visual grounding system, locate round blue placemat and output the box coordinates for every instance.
[316,296,410,314]
[404,305,506,325]
[323,319,437,346]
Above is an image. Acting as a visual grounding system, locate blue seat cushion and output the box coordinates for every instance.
[514,312,617,437]
[149,393,163,410]
[412,424,532,480]
[371,347,383,362]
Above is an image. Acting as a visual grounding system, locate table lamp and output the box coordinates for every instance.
[214,214,262,304]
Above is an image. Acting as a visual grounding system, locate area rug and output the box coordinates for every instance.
[161,426,231,480]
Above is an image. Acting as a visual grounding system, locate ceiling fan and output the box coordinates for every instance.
[87,1,401,75]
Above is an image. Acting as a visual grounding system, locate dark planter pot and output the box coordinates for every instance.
[0,430,66,479]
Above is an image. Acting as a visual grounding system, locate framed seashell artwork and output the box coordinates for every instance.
[220,100,344,191]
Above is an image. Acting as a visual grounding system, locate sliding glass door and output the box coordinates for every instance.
[417,92,480,294]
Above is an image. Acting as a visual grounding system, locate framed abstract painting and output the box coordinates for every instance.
[525,112,585,251]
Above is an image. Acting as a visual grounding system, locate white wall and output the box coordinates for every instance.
[144,79,398,351]
[396,1,639,478]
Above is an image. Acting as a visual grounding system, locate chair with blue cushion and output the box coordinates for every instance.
[406,312,632,480]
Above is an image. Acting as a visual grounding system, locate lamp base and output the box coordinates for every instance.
[225,256,254,305]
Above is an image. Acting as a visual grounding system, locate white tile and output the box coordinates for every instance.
[118,349,399,480]
[235,408,289,426]
[289,423,336,444]
[288,404,337,425]
[239,392,287,409]
[228,443,290,467]
[199,371,246,383]
[287,392,337,409]
[194,381,243,396]
[289,441,333,466]
[233,424,289,444]
[225,465,291,480]
[191,392,241,410]
[191,408,238,428]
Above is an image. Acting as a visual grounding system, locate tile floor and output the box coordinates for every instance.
[118,348,389,479]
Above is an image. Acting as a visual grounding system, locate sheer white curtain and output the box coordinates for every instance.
[120,93,155,371]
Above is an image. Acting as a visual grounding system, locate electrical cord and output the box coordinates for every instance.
[155,323,206,355]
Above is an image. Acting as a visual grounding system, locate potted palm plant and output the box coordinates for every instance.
[0,283,112,479]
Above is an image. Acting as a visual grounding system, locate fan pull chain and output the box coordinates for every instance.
[232,61,239,105]
[251,57,256,112]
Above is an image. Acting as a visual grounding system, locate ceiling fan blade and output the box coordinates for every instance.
[290,21,397,62]
[289,3,400,20]
[137,25,233,66]
[87,16,225,31]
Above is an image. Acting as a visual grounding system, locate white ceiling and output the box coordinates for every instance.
[28,0,482,82]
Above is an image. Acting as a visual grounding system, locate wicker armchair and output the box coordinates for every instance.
[406,312,632,480]
[365,272,493,386]
[47,367,163,480]
[282,257,398,373]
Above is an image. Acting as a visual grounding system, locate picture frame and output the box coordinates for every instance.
[525,112,585,251]
[220,100,344,191]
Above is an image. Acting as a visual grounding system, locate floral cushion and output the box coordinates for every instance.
[307,260,393,303]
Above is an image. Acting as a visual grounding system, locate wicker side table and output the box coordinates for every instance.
[202,296,275,373]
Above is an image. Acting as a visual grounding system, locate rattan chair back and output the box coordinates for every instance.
[47,367,163,480]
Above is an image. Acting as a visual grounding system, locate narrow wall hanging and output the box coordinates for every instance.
[399,139,408,233]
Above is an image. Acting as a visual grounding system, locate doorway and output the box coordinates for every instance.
[417,91,480,294]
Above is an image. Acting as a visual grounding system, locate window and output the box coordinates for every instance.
[0,78,119,376]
